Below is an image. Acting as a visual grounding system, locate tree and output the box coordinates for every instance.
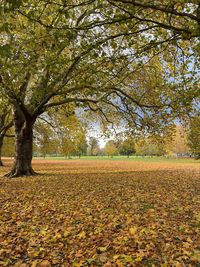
[108,1,200,55]
[34,121,59,158]
[0,1,199,177]
[88,137,100,156]
[34,108,87,159]
[0,104,13,166]
[75,132,88,158]
[119,138,136,157]
[135,138,165,156]
[160,124,190,157]
[172,125,189,156]
[104,140,118,157]
[187,115,200,159]
[2,130,15,158]
[54,113,88,159]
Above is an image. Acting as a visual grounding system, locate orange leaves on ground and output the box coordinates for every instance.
[0,159,200,266]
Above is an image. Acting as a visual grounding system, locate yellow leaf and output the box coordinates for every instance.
[135,256,142,262]
[129,227,137,235]
[55,233,62,239]
[123,255,133,262]
[148,209,155,213]
[73,261,84,267]
[116,259,124,267]
[64,230,70,237]
[29,251,40,258]
[40,230,47,235]
[78,231,86,239]
[11,213,17,219]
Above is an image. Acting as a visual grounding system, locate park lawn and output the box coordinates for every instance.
[0,159,200,266]
[34,155,199,164]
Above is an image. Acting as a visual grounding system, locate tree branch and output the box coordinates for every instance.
[110,0,200,23]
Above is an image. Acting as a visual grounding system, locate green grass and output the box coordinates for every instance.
[33,155,199,164]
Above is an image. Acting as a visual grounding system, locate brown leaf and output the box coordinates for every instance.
[39,260,51,267]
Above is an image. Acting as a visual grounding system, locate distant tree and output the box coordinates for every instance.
[187,115,200,159]
[2,129,15,158]
[34,108,88,159]
[61,138,76,159]
[88,137,100,156]
[54,113,87,159]
[0,107,13,165]
[171,125,189,156]
[75,133,88,158]
[119,138,136,157]
[104,140,118,158]
[34,121,58,158]
[135,138,165,156]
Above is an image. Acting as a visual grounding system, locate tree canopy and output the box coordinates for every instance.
[1,0,198,123]
[119,138,136,157]
[0,0,199,176]
[187,114,200,159]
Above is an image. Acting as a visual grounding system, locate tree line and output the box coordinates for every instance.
[2,118,199,159]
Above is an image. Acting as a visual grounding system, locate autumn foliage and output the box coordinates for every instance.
[0,159,200,266]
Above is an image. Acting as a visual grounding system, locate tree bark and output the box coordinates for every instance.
[5,106,37,178]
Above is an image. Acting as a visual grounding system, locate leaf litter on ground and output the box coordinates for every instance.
[0,159,200,266]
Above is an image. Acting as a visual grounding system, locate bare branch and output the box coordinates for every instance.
[37,116,55,129]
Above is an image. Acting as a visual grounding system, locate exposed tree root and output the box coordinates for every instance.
[4,168,38,178]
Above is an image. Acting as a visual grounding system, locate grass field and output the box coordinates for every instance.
[34,155,200,164]
[0,159,200,266]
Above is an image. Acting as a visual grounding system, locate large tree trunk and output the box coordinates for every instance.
[5,106,37,178]
[0,135,4,166]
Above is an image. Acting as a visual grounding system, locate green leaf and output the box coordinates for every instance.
[0,44,11,58]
